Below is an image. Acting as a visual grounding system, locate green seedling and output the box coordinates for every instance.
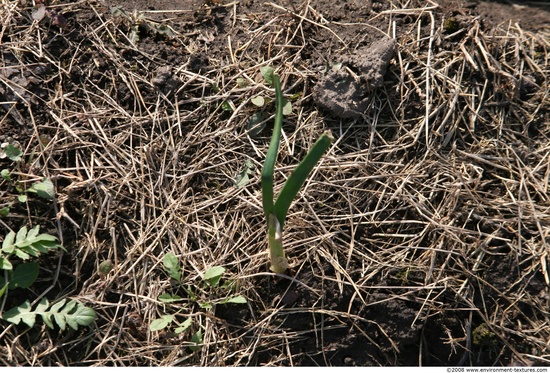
[2,298,96,331]
[110,6,174,44]
[0,225,64,298]
[163,252,182,282]
[234,159,255,188]
[261,72,333,273]
[151,263,244,352]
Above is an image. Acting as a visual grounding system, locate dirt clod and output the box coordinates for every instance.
[313,36,396,118]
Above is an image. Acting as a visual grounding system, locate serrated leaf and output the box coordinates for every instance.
[158,293,183,303]
[162,252,181,282]
[2,300,36,328]
[27,179,55,200]
[174,317,192,334]
[150,314,174,331]
[9,262,39,289]
[4,145,23,162]
[34,298,50,312]
[2,298,95,330]
[49,298,67,313]
[203,266,225,287]
[63,299,77,313]
[260,66,274,86]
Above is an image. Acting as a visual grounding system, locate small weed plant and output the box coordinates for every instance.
[0,144,96,331]
[150,253,246,350]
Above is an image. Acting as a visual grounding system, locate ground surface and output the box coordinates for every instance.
[1,0,549,367]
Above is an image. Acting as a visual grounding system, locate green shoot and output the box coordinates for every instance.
[261,73,333,274]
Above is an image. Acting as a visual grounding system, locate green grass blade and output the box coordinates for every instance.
[261,74,284,217]
[274,131,333,228]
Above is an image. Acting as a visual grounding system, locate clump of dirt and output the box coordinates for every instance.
[313,36,396,118]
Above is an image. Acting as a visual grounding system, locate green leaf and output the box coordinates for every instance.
[234,159,255,188]
[261,74,284,218]
[14,248,31,259]
[99,259,113,277]
[2,298,95,330]
[26,225,40,240]
[282,98,292,116]
[2,230,15,253]
[174,317,192,334]
[273,131,333,228]
[189,330,203,351]
[2,300,36,328]
[236,77,248,88]
[246,111,268,138]
[162,252,181,282]
[158,293,183,303]
[199,302,213,310]
[260,66,274,86]
[221,101,233,112]
[0,282,7,297]
[27,179,55,200]
[51,312,64,330]
[49,298,66,313]
[0,256,12,270]
[0,206,9,217]
[17,195,27,203]
[2,226,62,259]
[150,314,174,331]
[9,262,39,289]
[1,169,10,181]
[4,145,23,162]
[203,266,225,287]
[69,302,96,329]
[251,96,265,107]
[223,295,247,304]
[15,226,27,244]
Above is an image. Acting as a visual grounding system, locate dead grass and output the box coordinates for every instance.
[0,0,549,366]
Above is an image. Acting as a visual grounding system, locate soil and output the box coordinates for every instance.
[1,0,549,367]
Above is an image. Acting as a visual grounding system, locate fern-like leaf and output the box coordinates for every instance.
[1,225,62,258]
[1,298,96,330]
